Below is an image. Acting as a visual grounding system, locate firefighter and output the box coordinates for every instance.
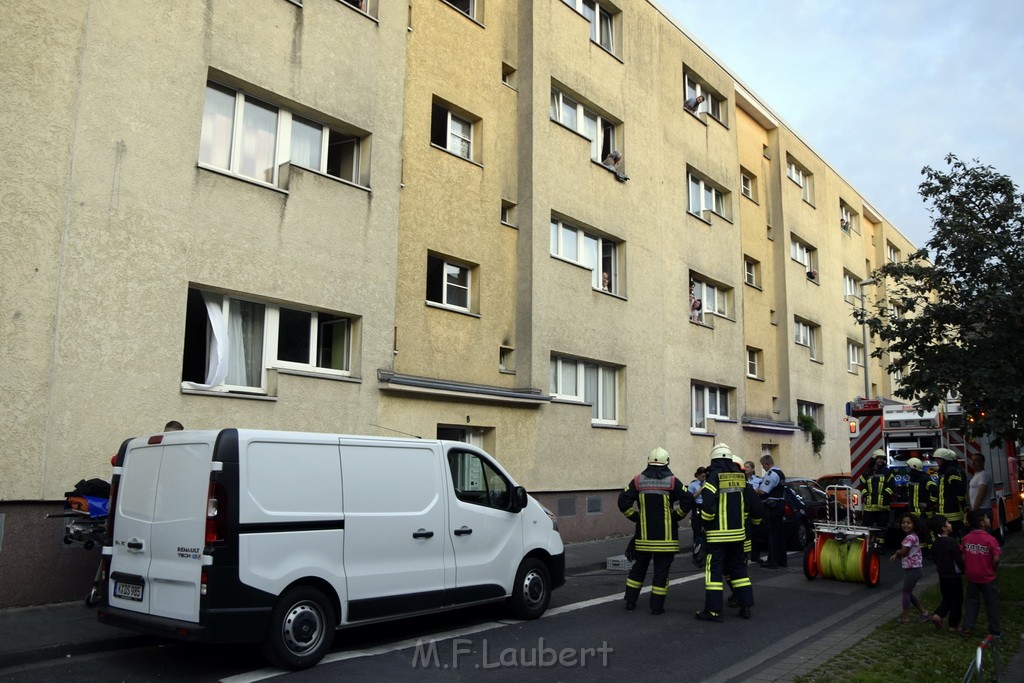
[619,447,694,614]
[906,457,936,553]
[697,444,763,622]
[933,448,968,539]
[859,450,891,534]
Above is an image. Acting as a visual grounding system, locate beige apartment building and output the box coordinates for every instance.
[0,0,919,606]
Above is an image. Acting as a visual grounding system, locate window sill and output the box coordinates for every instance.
[590,39,624,64]
[500,220,518,229]
[499,368,516,375]
[689,318,713,328]
[593,422,627,430]
[746,374,765,382]
[430,143,484,168]
[550,398,590,408]
[802,197,816,209]
[197,163,289,195]
[684,109,708,125]
[742,193,759,205]
[181,387,279,401]
[502,81,517,93]
[744,281,762,291]
[593,286,626,300]
[594,158,629,182]
[425,300,481,318]
[439,0,485,28]
[275,367,363,384]
[288,164,371,193]
[687,210,712,226]
[335,0,380,23]
[690,429,717,438]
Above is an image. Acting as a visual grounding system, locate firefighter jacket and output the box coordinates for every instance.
[936,461,968,522]
[618,465,694,553]
[700,460,764,544]
[858,468,890,512]
[904,469,937,514]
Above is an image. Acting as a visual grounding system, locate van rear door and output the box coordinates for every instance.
[108,432,214,622]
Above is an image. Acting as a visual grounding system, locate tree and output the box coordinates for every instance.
[858,155,1024,442]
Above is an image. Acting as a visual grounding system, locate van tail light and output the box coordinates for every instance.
[200,569,208,596]
[852,492,860,506]
[784,502,794,517]
[205,481,228,545]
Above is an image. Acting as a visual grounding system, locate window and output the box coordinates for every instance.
[797,400,822,423]
[692,382,731,431]
[448,450,514,510]
[339,0,378,18]
[550,86,618,163]
[847,340,864,371]
[501,63,516,87]
[431,100,475,161]
[199,81,367,187]
[886,242,901,264]
[746,348,762,378]
[786,157,813,203]
[690,276,731,324]
[744,257,760,287]
[790,237,817,278]
[444,0,476,20]
[843,272,860,299]
[794,318,820,360]
[840,202,856,234]
[688,172,728,219]
[740,169,757,201]
[684,73,726,124]
[426,254,472,311]
[550,355,619,423]
[181,288,354,393]
[562,0,617,53]
[550,217,620,293]
[499,346,513,372]
[501,201,516,226]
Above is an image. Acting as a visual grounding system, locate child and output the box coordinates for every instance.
[928,514,964,632]
[960,508,1002,638]
[889,513,930,624]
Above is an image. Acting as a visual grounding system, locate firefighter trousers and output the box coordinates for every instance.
[704,541,752,613]
[624,551,674,611]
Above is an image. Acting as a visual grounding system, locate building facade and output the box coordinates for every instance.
[0,0,919,606]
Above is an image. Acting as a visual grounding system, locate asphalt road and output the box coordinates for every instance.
[0,551,905,683]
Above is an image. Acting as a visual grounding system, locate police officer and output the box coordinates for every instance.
[619,447,694,614]
[756,453,787,568]
[743,460,763,563]
[859,450,891,534]
[697,444,762,622]
[933,448,968,539]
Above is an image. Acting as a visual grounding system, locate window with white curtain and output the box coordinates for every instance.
[561,0,617,53]
[688,172,728,219]
[550,355,618,423]
[692,382,731,430]
[550,217,620,293]
[199,81,367,187]
[181,288,354,393]
[794,318,820,360]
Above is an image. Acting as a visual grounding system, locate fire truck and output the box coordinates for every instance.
[849,397,1023,536]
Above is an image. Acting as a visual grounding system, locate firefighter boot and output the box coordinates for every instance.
[624,578,642,611]
[650,584,668,615]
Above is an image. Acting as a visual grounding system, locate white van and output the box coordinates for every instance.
[97,429,565,669]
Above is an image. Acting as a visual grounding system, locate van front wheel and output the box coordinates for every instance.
[263,586,336,670]
[509,558,551,620]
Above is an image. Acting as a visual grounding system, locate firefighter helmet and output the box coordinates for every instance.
[731,454,745,468]
[907,457,923,471]
[710,443,733,459]
[933,448,956,461]
[872,449,886,459]
[648,447,670,466]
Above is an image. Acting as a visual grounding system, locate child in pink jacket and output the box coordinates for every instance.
[960,508,1002,638]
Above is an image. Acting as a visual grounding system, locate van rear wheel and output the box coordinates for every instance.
[263,586,335,670]
[509,558,551,620]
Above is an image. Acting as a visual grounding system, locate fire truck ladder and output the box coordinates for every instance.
[961,634,1000,682]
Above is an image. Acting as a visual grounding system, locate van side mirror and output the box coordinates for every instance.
[512,486,528,512]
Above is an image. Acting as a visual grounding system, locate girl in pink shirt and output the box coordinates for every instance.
[890,513,930,624]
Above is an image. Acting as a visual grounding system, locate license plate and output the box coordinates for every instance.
[114,581,144,602]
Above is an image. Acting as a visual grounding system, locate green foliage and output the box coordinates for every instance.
[798,414,826,454]
[858,155,1024,443]
[795,554,1024,683]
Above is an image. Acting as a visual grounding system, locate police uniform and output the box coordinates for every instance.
[934,449,968,538]
[619,447,694,614]
[697,445,763,621]
[757,463,787,567]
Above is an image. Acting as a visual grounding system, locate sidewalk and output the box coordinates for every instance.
[0,536,631,671]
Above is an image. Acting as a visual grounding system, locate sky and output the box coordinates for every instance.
[656,0,1024,251]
